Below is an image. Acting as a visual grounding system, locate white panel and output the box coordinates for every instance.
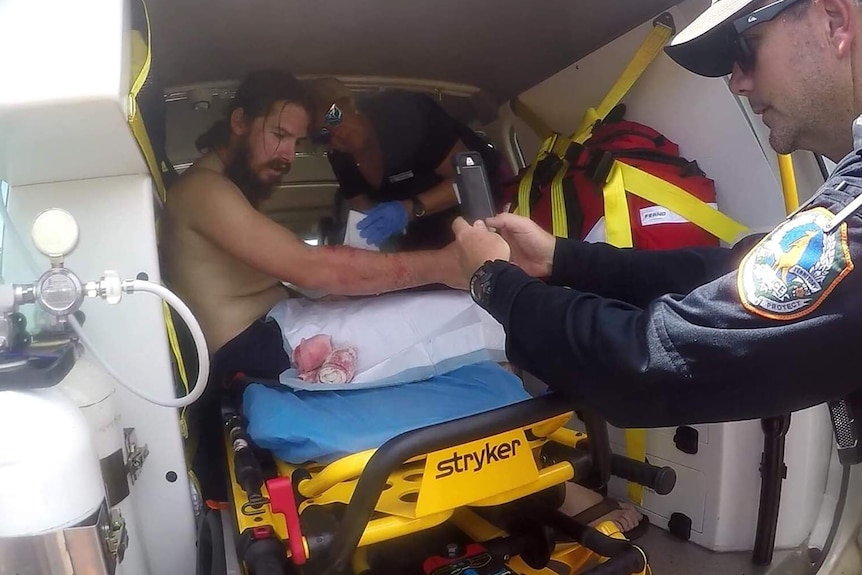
[608,446,708,533]
[4,175,196,575]
[0,0,147,187]
[0,2,126,106]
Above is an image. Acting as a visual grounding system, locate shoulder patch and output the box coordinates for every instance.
[737,207,854,320]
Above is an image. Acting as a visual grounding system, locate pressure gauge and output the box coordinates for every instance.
[31,209,79,260]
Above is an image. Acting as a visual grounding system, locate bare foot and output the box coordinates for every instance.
[597,501,641,533]
[559,483,643,533]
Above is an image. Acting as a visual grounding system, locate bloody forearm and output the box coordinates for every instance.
[307,245,456,295]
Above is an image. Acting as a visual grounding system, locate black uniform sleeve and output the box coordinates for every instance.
[548,235,764,307]
[328,151,373,200]
[483,170,862,429]
[411,94,461,169]
[355,90,460,176]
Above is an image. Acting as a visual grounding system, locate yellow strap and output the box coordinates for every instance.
[128,1,188,437]
[510,97,553,141]
[605,162,749,245]
[624,429,648,505]
[515,17,674,237]
[163,301,190,438]
[602,164,635,248]
[572,18,675,146]
[128,0,152,111]
[603,160,747,505]
[778,154,799,214]
[128,0,167,201]
[550,160,571,238]
[514,134,559,220]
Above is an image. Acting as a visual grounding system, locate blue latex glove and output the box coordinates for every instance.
[357,201,409,246]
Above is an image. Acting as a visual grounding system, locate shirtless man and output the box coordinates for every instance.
[162,69,463,377]
[161,69,463,498]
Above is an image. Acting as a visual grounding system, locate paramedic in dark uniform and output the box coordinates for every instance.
[451,0,862,428]
[307,77,510,250]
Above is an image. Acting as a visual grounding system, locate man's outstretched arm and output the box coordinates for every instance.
[183,171,464,294]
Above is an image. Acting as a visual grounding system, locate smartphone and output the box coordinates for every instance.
[452,151,497,224]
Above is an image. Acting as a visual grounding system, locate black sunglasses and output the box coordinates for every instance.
[731,0,809,72]
[312,103,344,145]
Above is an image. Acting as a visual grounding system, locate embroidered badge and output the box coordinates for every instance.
[738,207,854,320]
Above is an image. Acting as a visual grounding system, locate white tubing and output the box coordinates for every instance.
[68,280,209,409]
[0,197,209,408]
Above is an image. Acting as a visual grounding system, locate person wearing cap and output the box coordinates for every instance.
[448,0,862,427]
[307,78,510,251]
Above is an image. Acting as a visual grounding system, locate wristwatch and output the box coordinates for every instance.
[469,261,498,307]
[410,197,427,219]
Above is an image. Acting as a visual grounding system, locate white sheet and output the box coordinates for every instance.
[266,290,507,391]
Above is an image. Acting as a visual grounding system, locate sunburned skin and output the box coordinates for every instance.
[317,246,420,293]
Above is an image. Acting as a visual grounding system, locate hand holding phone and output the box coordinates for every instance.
[452,152,497,224]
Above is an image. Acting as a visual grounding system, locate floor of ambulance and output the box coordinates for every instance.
[639,529,811,575]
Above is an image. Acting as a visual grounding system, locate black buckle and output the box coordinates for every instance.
[533,154,563,184]
[587,151,616,186]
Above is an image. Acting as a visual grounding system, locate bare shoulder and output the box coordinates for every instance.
[167,164,252,229]
[169,164,238,205]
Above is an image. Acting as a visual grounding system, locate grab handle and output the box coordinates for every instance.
[611,453,676,496]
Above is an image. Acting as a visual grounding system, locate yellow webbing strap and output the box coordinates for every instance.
[550,160,572,237]
[603,162,749,246]
[128,0,167,202]
[512,16,684,505]
[602,160,748,504]
[571,20,675,146]
[515,134,559,222]
[129,0,192,440]
[510,97,553,141]
[514,17,674,232]
[164,300,191,438]
[778,154,799,213]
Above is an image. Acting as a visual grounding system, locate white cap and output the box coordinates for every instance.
[665,0,757,77]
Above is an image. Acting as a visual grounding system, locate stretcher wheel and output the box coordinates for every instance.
[196,509,227,575]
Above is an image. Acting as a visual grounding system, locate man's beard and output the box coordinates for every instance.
[223,139,290,209]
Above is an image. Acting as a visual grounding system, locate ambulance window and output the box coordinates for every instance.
[509,125,527,170]
[817,155,834,180]
[0,181,8,267]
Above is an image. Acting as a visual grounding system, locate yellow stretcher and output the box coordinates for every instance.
[217,378,676,575]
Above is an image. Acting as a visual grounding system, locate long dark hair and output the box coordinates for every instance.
[195,69,314,152]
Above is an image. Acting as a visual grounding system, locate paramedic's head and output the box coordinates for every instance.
[195,69,313,207]
[666,0,862,161]
[305,77,369,154]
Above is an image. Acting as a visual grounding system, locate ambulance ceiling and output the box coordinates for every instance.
[147,0,682,102]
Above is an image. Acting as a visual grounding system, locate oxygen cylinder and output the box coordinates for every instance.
[0,387,105,536]
[58,342,129,504]
[57,342,151,574]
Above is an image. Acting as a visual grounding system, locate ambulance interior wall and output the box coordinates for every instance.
[488,0,835,553]
[493,0,826,237]
[1,177,197,575]
[0,2,198,572]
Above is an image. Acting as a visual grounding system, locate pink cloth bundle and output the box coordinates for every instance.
[293,334,332,374]
[292,334,358,384]
[317,347,359,384]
